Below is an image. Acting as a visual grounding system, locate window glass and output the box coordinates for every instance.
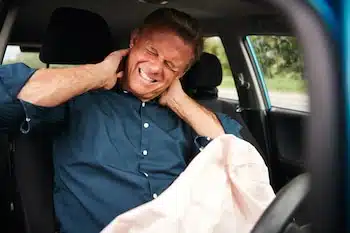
[2,45,77,68]
[2,45,46,68]
[203,37,238,100]
[247,36,308,112]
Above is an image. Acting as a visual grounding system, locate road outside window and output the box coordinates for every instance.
[247,36,309,112]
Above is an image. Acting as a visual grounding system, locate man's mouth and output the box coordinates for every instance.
[139,68,157,83]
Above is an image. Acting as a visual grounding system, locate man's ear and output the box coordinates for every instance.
[130,29,140,48]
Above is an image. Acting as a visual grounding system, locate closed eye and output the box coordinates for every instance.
[164,61,179,73]
[146,48,157,56]
[164,61,175,71]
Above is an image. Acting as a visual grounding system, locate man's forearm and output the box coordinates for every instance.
[167,94,225,139]
[17,49,128,107]
[17,64,103,107]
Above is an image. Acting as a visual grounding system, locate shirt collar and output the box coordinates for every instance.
[113,82,160,105]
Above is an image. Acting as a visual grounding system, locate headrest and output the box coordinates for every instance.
[182,52,223,89]
[39,7,113,64]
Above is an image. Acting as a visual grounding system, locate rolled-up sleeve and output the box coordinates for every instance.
[193,112,242,152]
[215,112,242,136]
[0,63,66,133]
[19,99,66,134]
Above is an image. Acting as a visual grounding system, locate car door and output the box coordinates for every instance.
[219,22,307,192]
[245,35,308,191]
[221,1,344,231]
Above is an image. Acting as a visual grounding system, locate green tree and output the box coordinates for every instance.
[249,35,304,80]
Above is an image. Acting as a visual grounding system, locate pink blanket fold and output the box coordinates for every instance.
[101,134,275,233]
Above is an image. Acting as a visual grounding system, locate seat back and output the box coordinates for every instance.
[182,52,222,100]
[183,52,261,151]
[12,132,55,233]
[0,134,13,233]
[182,52,236,114]
[11,7,114,233]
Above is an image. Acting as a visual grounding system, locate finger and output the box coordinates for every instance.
[117,48,129,57]
[105,48,129,59]
[116,71,124,78]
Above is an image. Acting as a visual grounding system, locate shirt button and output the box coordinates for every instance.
[143,123,149,128]
[143,172,149,177]
[153,193,158,199]
[142,102,146,107]
[142,150,148,156]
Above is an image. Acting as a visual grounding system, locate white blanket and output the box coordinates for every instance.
[101,134,275,233]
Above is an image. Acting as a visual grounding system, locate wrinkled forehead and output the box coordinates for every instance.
[138,26,194,52]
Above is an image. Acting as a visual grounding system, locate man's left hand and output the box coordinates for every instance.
[159,79,187,107]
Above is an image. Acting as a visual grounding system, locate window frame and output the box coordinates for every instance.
[243,35,309,113]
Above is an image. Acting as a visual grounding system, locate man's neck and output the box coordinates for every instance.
[120,78,157,103]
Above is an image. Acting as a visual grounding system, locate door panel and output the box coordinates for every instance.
[267,107,307,190]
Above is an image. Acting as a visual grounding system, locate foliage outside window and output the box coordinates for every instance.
[248,35,308,112]
[248,35,306,93]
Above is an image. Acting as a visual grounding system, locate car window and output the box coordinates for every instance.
[2,45,46,68]
[247,35,308,112]
[203,37,238,100]
[2,45,77,68]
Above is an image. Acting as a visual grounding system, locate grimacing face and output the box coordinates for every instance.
[123,27,194,102]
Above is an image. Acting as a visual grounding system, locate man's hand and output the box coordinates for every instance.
[159,78,186,107]
[95,49,129,90]
[160,78,225,139]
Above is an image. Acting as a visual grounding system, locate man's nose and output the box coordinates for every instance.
[148,59,163,74]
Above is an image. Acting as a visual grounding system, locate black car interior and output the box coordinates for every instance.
[3,8,267,232]
[0,0,342,232]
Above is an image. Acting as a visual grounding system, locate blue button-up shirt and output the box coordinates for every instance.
[0,63,242,233]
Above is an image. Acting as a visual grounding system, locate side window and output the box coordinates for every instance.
[2,45,46,68]
[203,37,238,100]
[247,36,308,112]
[2,45,77,68]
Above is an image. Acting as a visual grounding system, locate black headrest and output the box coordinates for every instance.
[182,52,223,89]
[39,7,113,64]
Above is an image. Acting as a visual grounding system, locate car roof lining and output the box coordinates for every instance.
[8,0,291,48]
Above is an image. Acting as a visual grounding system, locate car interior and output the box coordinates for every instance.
[0,0,343,232]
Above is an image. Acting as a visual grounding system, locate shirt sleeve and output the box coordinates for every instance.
[193,112,242,153]
[0,63,66,134]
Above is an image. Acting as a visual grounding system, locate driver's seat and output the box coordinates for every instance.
[11,7,114,233]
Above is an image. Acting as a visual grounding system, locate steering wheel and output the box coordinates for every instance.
[250,173,310,233]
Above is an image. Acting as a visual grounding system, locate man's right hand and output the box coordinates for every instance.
[96,49,129,90]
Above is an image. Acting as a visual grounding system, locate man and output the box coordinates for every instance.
[0,8,242,233]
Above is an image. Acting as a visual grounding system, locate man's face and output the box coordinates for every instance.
[124,27,194,101]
